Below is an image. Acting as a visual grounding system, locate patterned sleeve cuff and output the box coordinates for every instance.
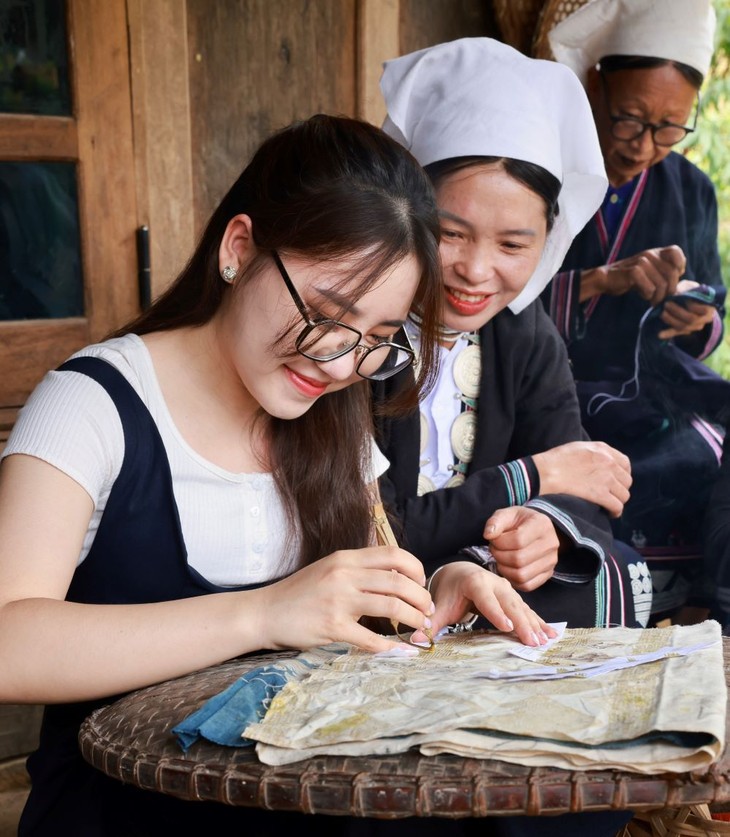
[697,309,724,360]
[498,457,540,506]
[525,497,605,582]
[459,544,497,571]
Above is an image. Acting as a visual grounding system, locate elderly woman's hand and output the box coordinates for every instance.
[658,280,717,339]
[580,244,686,305]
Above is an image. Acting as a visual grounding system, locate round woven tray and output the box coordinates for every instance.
[78,643,730,819]
[620,804,730,836]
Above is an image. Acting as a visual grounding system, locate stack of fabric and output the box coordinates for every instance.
[175,622,726,774]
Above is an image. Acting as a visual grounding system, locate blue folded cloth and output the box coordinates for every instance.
[173,664,291,750]
[173,645,347,751]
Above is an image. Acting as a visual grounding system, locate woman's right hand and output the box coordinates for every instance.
[256,546,433,653]
[532,440,631,516]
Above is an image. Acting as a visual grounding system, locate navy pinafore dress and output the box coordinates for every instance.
[17,357,310,836]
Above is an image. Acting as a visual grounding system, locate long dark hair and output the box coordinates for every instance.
[424,156,562,231]
[113,114,442,566]
[599,55,704,89]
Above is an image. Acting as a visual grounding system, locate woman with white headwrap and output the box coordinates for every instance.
[543,0,730,619]
[373,37,651,635]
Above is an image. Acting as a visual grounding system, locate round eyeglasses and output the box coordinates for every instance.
[600,73,698,148]
[271,251,415,382]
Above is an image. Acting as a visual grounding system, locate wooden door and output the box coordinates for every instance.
[0,0,138,450]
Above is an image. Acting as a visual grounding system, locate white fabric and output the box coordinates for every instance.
[380,37,608,313]
[406,321,469,489]
[2,334,389,586]
[548,0,716,84]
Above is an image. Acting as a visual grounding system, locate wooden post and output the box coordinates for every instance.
[71,0,139,339]
[126,0,195,300]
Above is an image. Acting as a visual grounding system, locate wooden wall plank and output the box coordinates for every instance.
[127,0,196,299]
[399,0,497,56]
[0,116,78,160]
[356,0,399,126]
[186,0,357,233]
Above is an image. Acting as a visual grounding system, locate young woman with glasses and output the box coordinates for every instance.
[0,114,553,836]
[543,0,729,615]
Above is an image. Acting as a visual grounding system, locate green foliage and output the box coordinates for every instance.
[683,0,730,378]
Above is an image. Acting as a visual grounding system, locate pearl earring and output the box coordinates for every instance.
[221,265,237,283]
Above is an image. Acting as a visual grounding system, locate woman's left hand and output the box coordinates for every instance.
[411,561,557,647]
[483,506,559,592]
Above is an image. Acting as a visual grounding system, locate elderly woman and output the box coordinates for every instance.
[542,0,730,614]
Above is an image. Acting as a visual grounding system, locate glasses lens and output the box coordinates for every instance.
[357,343,413,381]
[611,118,645,141]
[653,125,688,146]
[297,320,360,360]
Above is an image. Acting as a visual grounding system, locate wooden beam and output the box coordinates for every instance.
[0,407,20,455]
[0,115,78,160]
[0,320,89,405]
[126,0,195,300]
[356,0,400,126]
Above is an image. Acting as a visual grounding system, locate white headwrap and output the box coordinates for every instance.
[380,37,607,314]
[548,0,716,85]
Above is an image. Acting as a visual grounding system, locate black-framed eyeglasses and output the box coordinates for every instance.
[271,250,415,381]
[600,73,699,147]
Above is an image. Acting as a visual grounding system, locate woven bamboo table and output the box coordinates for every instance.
[78,641,730,819]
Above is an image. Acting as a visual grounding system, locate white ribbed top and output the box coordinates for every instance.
[3,335,388,587]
